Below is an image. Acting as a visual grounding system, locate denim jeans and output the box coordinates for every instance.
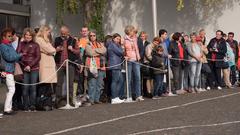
[111,70,123,99]
[189,62,202,88]
[22,71,39,108]
[88,70,105,102]
[120,72,126,98]
[153,73,164,96]
[182,64,190,90]
[127,61,141,98]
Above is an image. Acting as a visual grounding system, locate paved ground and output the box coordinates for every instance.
[0,84,240,135]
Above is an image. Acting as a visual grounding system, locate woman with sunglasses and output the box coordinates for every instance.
[85,30,106,105]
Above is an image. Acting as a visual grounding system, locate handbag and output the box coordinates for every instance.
[14,63,23,81]
[89,57,98,77]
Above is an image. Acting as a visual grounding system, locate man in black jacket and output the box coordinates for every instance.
[207,30,227,90]
[54,26,81,107]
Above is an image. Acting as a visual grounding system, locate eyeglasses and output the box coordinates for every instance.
[90,35,96,37]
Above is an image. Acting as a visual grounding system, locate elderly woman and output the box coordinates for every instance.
[17,28,41,111]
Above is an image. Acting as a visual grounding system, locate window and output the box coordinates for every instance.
[0,13,29,35]
[13,0,23,5]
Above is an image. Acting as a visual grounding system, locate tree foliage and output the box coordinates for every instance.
[56,0,106,40]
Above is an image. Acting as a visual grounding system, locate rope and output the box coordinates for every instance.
[168,57,225,62]
[13,60,67,86]
[68,59,126,69]
[127,61,167,72]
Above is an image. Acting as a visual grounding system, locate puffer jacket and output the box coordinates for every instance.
[124,35,140,61]
[0,41,21,73]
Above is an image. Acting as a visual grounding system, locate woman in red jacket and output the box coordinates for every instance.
[17,28,41,111]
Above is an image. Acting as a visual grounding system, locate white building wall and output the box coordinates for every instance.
[30,0,83,37]
[104,0,240,43]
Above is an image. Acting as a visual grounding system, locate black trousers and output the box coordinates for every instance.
[208,62,222,87]
[171,65,183,94]
[55,64,75,99]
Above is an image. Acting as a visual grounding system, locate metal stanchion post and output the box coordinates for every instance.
[59,60,76,109]
[167,58,177,96]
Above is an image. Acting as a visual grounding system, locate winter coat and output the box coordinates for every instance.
[35,37,57,83]
[124,35,140,61]
[207,38,228,68]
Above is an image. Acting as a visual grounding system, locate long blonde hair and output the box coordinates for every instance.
[36,25,51,42]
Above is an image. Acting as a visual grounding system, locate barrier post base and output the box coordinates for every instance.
[59,104,77,110]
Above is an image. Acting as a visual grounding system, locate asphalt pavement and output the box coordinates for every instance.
[0,84,240,135]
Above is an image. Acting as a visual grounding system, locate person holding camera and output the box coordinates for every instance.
[54,26,80,107]
[207,30,227,90]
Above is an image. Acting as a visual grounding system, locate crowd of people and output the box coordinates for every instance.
[0,24,239,118]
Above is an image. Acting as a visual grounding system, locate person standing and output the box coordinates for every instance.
[151,45,167,99]
[17,28,41,111]
[108,33,125,104]
[207,30,227,90]
[187,33,203,93]
[85,30,106,104]
[0,28,23,115]
[143,37,161,97]
[35,25,57,110]
[226,32,238,85]
[77,26,89,95]
[54,26,80,106]
[168,32,186,94]
[124,25,144,101]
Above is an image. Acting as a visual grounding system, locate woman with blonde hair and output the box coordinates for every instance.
[35,25,57,110]
[124,25,144,101]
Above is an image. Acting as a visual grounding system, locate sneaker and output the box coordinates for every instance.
[124,97,134,103]
[176,89,187,95]
[207,87,211,90]
[167,92,178,96]
[195,88,201,93]
[0,113,3,118]
[111,97,124,104]
[152,96,161,100]
[136,96,144,102]
[200,88,207,92]
[217,86,222,90]
[29,106,36,112]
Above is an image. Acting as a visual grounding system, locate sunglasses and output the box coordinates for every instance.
[90,35,96,37]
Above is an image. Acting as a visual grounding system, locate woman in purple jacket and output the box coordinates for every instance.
[17,28,41,111]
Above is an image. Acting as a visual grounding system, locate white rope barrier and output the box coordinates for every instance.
[68,59,126,69]
[13,60,67,86]
[3,56,229,86]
